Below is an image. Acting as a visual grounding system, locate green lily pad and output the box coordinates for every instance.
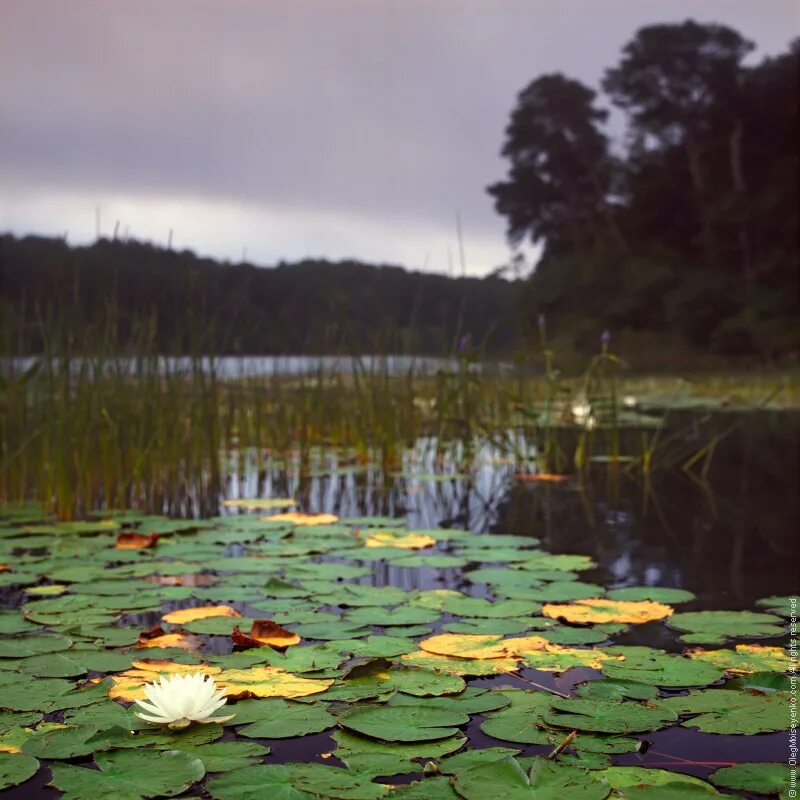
[22,724,131,759]
[172,741,269,773]
[0,633,73,658]
[237,699,335,738]
[600,766,721,796]
[657,688,789,734]
[50,749,205,799]
[601,647,726,687]
[339,704,469,742]
[667,610,785,643]
[0,752,39,791]
[529,758,614,799]
[333,729,467,761]
[709,762,788,795]
[606,587,695,603]
[576,679,658,701]
[288,763,388,799]
[450,756,536,800]
[545,697,677,734]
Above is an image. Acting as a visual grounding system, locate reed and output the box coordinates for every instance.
[1,306,796,519]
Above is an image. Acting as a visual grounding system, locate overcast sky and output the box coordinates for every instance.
[1,1,796,276]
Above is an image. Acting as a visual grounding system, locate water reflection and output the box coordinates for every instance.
[222,412,799,607]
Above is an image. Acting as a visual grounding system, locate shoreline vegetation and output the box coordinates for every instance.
[1,320,797,519]
[2,233,798,369]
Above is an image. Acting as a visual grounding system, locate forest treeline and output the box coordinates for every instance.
[0,235,518,355]
[1,21,797,363]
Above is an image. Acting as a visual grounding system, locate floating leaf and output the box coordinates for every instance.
[288,762,388,799]
[0,752,39,791]
[606,587,695,604]
[208,763,313,800]
[364,531,436,549]
[237,699,335,738]
[545,697,677,734]
[667,610,785,643]
[116,532,159,550]
[0,634,73,658]
[542,599,673,624]
[529,758,615,800]
[656,688,789,734]
[231,620,300,649]
[49,748,205,798]
[170,740,269,773]
[22,724,130,759]
[214,666,333,699]
[686,644,790,674]
[264,512,338,525]
[419,634,509,659]
[333,728,467,761]
[162,605,241,625]
[576,680,657,701]
[339,705,469,742]
[450,757,535,799]
[709,762,787,795]
[137,630,203,652]
[601,647,725,687]
[400,650,519,676]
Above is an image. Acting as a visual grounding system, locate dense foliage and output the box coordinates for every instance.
[489,21,799,359]
[0,235,517,355]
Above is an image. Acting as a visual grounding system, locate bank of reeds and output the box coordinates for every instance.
[1,309,796,519]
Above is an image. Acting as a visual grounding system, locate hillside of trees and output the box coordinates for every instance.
[0,235,518,355]
[489,21,798,359]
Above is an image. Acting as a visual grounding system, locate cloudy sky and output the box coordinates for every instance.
[1,1,796,276]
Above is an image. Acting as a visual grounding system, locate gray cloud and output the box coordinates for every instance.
[1,0,796,273]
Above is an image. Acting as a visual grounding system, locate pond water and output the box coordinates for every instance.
[0,410,796,798]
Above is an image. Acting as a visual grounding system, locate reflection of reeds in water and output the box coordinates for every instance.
[0,310,796,519]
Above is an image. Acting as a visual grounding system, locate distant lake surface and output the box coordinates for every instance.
[6,354,514,378]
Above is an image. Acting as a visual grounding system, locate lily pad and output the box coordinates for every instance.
[237,699,335,738]
[545,697,678,733]
[50,748,205,799]
[0,752,39,790]
[339,705,469,742]
[709,762,788,795]
[656,688,789,734]
[667,610,785,643]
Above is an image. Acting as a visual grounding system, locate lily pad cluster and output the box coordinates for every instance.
[0,504,792,798]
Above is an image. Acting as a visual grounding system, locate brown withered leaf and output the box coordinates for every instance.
[116,532,159,550]
[232,620,301,650]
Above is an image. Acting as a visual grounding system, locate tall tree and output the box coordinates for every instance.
[602,21,754,270]
[487,74,624,260]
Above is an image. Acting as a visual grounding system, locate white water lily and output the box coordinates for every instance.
[134,672,235,729]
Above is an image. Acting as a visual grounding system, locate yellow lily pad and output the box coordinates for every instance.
[419,634,509,659]
[162,605,242,625]
[215,667,333,699]
[263,512,339,525]
[542,599,673,624]
[685,644,790,674]
[364,531,436,550]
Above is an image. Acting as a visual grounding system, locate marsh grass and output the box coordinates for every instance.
[1,311,797,519]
